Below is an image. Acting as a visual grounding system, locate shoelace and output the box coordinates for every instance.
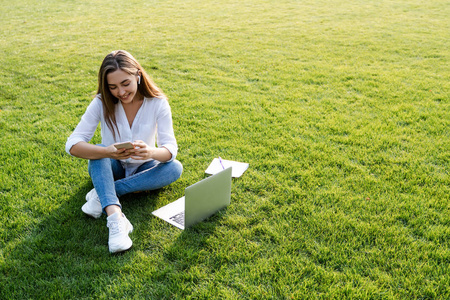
[107,219,124,234]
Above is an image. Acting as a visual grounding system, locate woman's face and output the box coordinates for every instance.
[107,69,140,104]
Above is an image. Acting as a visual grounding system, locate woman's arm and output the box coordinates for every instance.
[65,97,103,156]
[69,141,134,160]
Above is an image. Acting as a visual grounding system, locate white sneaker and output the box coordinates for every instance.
[81,188,102,218]
[107,212,133,253]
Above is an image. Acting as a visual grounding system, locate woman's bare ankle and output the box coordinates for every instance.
[105,205,122,217]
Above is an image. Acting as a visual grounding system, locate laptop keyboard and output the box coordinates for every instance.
[170,211,185,226]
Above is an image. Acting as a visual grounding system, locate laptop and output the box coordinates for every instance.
[152,167,232,229]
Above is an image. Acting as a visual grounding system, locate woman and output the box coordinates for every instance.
[65,50,183,253]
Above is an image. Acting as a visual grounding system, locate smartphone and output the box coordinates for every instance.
[114,142,134,149]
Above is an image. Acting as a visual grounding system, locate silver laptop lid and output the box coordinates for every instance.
[184,167,232,228]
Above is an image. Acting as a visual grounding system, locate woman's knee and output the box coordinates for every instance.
[161,159,182,183]
[170,159,183,179]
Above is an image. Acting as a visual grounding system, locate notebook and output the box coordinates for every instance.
[152,167,232,229]
[205,158,249,178]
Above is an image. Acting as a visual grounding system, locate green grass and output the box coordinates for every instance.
[0,0,449,298]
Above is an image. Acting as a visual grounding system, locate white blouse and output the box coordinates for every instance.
[66,95,178,176]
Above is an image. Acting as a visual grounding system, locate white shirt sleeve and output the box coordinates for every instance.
[155,98,178,162]
[65,97,102,155]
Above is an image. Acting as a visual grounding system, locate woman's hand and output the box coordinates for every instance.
[130,140,154,160]
[107,144,135,160]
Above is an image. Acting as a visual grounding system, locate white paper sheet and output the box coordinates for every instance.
[205,158,249,178]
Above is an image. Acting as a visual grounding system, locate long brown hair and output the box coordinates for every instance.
[97,50,166,138]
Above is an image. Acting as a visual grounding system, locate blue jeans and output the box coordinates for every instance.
[88,156,183,212]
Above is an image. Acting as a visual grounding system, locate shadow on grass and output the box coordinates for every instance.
[0,181,164,298]
[0,177,224,299]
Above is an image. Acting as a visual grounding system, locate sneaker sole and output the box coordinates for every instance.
[109,240,133,253]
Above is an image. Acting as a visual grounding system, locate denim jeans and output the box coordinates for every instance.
[88,156,183,212]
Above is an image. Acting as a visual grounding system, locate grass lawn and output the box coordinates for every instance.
[0,0,449,298]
